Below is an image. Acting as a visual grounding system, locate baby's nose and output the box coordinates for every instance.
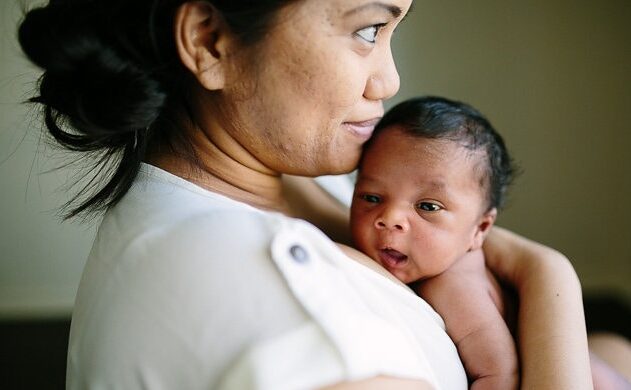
[375,209,408,232]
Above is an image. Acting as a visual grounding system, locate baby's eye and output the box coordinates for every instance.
[355,24,386,44]
[360,194,381,203]
[416,202,442,212]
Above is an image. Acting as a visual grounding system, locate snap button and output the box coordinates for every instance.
[289,244,309,263]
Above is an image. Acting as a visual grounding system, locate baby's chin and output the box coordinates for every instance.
[394,271,422,285]
[379,262,420,285]
[389,260,434,285]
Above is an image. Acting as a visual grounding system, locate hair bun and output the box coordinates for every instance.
[19,3,166,146]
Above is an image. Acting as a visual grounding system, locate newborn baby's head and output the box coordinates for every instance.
[350,96,515,283]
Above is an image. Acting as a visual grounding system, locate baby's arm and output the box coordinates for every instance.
[414,249,519,390]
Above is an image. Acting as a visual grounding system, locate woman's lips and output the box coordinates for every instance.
[378,248,408,270]
[343,118,380,141]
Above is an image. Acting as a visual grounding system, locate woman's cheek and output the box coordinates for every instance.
[317,55,367,109]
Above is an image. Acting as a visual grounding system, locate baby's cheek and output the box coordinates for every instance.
[350,214,370,251]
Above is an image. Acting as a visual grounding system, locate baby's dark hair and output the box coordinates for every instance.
[367,96,517,211]
[17,0,298,219]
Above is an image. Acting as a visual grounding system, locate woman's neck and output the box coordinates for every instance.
[147,122,356,244]
[149,123,290,215]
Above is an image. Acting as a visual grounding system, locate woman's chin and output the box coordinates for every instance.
[325,150,362,175]
[323,162,359,176]
[279,147,360,176]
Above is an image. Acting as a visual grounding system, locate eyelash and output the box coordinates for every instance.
[355,23,387,44]
[416,202,443,212]
[359,194,443,213]
[360,194,381,203]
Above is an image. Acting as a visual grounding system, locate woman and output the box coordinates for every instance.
[18,0,593,388]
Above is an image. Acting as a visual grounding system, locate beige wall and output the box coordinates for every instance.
[0,1,96,317]
[391,0,631,299]
[1,0,629,317]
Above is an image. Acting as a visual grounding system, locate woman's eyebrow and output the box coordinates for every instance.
[344,2,403,19]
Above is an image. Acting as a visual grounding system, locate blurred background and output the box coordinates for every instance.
[392,0,631,303]
[1,0,630,388]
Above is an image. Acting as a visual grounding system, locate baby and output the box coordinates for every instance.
[346,95,631,390]
[350,96,518,389]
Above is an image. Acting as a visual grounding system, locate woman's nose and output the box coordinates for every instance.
[364,43,400,101]
[375,207,409,232]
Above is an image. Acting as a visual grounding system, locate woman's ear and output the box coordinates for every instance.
[174,1,230,90]
[469,208,498,251]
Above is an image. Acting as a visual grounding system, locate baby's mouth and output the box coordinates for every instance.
[378,247,409,269]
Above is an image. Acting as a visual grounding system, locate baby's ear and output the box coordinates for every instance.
[469,208,497,251]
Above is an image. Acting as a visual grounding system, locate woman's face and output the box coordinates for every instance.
[217,0,413,176]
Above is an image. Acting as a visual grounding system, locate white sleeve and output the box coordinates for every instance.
[217,215,444,390]
[265,218,442,388]
[217,321,344,390]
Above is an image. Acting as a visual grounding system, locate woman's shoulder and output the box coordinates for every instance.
[71,181,318,388]
[97,163,290,249]
[93,188,301,283]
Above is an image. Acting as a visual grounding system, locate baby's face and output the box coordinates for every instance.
[350,127,496,283]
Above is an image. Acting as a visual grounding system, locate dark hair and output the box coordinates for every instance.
[17,0,297,219]
[366,96,517,210]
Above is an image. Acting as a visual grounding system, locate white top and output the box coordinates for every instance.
[66,164,467,390]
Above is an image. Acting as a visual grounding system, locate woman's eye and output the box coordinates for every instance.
[417,202,442,212]
[355,24,386,44]
[360,194,381,203]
